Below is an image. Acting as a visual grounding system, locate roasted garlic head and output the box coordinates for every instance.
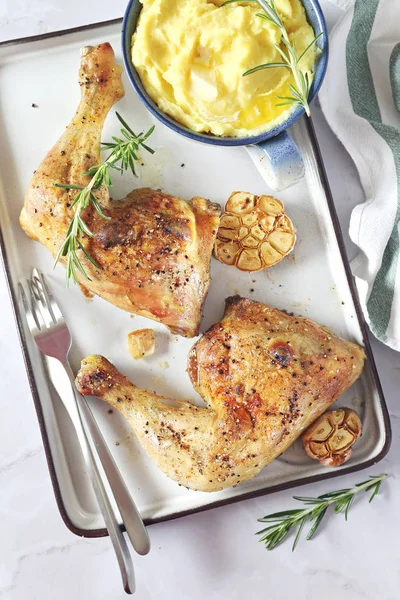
[214,191,295,271]
[302,408,362,467]
[127,328,156,359]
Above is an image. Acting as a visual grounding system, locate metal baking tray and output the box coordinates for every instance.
[0,20,391,537]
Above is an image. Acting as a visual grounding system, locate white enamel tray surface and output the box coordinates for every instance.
[0,22,390,535]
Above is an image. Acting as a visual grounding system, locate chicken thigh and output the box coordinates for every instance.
[19,43,220,337]
[76,296,365,492]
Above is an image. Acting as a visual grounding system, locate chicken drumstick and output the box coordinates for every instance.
[20,43,220,337]
[76,297,365,492]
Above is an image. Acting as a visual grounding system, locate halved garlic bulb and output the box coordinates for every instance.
[214,192,296,271]
[301,408,362,467]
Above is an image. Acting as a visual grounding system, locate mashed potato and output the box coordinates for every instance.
[131,0,316,137]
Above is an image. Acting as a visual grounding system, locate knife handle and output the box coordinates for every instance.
[45,356,137,594]
[62,360,151,557]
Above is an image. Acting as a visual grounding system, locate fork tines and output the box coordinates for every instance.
[20,268,64,333]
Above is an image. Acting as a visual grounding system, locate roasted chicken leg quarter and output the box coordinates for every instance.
[19,43,220,337]
[76,297,366,492]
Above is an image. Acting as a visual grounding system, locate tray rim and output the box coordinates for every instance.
[0,21,392,539]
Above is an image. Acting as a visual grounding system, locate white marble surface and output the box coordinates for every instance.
[1,2,399,599]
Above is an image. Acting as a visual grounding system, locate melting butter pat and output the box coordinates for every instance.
[190,65,218,102]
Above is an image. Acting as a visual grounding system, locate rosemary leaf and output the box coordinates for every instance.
[76,238,101,269]
[292,516,306,552]
[306,506,327,540]
[220,0,256,6]
[369,478,383,502]
[243,62,288,76]
[90,195,111,220]
[344,495,354,521]
[297,33,323,64]
[53,183,86,190]
[258,508,304,522]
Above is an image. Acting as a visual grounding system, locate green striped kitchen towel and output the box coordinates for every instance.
[319,0,400,351]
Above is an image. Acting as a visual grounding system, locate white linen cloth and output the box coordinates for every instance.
[319,0,400,351]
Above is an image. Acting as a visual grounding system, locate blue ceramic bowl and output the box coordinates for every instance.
[121,0,328,189]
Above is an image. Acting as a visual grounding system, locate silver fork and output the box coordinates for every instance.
[19,268,151,595]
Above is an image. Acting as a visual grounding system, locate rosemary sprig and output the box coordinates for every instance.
[53,112,155,285]
[222,0,322,116]
[257,474,387,552]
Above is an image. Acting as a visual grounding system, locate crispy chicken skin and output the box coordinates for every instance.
[76,297,365,492]
[19,43,220,337]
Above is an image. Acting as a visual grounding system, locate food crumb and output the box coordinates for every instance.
[127,328,156,359]
[108,409,113,414]
[115,442,120,446]
[79,283,94,300]
[158,360,169,370]
[181,163,185,167]
[152,373,166,387]
[31,103,38,108]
